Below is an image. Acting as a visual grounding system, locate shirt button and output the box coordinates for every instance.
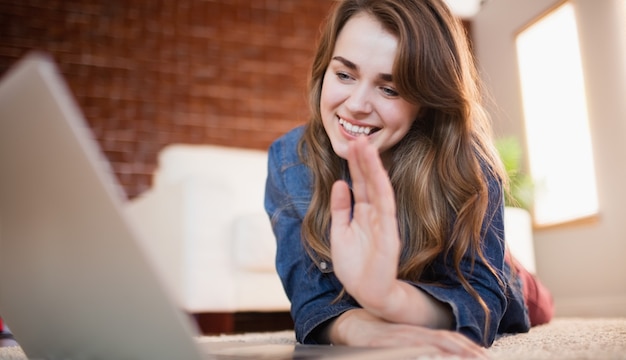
[319,261,328,270]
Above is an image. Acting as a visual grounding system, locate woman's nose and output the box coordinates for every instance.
[345,84,373,114]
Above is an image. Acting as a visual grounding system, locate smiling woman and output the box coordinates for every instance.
[264,0,553,355]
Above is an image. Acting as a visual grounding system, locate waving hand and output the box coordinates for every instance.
[330,137,401,314]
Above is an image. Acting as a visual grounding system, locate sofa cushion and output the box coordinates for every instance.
[232,212,277,273]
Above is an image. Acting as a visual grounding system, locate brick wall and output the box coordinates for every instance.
[0,0,333,199]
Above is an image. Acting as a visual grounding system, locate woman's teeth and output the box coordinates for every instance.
[339,118,374,136]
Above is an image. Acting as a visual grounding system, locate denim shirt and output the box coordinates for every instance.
[264,126,530,346]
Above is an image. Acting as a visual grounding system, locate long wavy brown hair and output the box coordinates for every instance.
[299,0,507,340]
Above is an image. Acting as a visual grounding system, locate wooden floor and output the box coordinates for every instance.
[192,311,294,335]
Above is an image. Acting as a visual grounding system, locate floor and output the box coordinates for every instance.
[193,311,294,335]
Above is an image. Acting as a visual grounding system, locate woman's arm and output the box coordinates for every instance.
[325,308,487,358]
[329,137,512,346]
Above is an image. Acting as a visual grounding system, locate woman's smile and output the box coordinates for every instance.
[337,116,380,137]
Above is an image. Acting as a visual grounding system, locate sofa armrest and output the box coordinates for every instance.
[126,177,239,312]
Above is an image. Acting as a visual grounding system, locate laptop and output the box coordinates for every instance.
[0,52,439,359]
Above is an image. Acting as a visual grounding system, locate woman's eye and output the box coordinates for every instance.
[336,72,352,81]
[381,87,399,97]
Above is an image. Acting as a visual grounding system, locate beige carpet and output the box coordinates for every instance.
[1,317,625,359]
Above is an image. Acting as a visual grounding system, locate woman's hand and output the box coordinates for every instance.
[330,137,401,313]
[328,309,488,359]
[329,137,454,328]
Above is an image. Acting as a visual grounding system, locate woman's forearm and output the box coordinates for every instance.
[358,280,454,330]
[325,308,486,360]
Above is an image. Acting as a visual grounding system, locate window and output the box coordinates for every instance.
[515,2,598,227]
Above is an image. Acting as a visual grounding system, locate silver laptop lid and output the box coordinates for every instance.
[0,52,204,360]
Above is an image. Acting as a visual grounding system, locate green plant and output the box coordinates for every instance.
[495,137,534,211]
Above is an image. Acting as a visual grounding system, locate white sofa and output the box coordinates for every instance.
[504,206,536,273]
[125,144,536,315]
[125,144,290,314]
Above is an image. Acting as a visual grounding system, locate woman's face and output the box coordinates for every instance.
[320,12,421,162]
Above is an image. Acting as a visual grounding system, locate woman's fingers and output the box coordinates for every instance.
[351,138,399,255]
[330,180,353,239]
[352,137,396,216]
[330,180,353,222]
[345,137,368,203]
[370,328,489,359]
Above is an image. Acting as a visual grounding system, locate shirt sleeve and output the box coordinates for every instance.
[264,135,357,344]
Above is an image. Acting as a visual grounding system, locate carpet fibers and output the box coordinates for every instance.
[1,317,625,359]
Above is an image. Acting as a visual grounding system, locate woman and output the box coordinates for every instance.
[264,0,552,356]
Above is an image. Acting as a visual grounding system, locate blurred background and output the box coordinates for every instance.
[2,0,625,322]
[0,0,333,199]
